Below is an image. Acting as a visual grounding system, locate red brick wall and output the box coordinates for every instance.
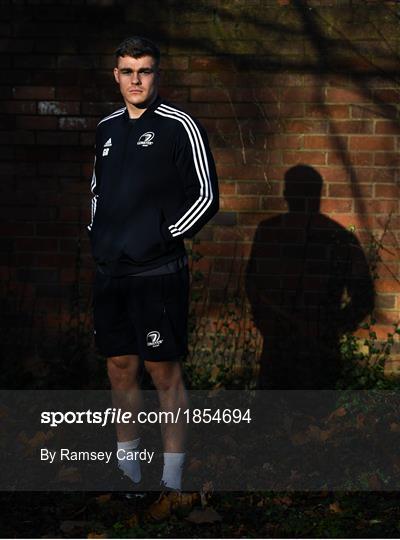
[2,0,399,364]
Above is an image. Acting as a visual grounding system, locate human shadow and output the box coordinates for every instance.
[245,165,375,390]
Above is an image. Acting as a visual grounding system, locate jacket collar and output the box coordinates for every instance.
[122,95,163,121]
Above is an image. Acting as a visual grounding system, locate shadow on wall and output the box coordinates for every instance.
[245,165,375,390]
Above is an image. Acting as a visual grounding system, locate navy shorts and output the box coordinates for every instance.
[92,265,190,361]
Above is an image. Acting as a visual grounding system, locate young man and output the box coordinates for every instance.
[87,36,219,492]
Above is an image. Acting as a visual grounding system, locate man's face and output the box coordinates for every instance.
[113,54,159,110]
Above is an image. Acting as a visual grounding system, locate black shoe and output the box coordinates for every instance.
[156,480,181,502]
[125,491,146,500]
[112,467,145,500]
[159,480,181,492]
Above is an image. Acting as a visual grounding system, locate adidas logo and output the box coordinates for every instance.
[103,138,112,156]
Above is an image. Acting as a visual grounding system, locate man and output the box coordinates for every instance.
[87,36,219,493]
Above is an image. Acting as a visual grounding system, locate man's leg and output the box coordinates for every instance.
[144,359,188,490]
[108,354,142,483]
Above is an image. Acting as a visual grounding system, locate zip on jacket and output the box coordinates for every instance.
[87,96,219,273]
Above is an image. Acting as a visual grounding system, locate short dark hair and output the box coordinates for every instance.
[114,36,161,67]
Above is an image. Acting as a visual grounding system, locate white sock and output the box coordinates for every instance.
[117,437,141,484]
[161,452,185,490]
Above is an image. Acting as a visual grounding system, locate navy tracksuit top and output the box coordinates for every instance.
[87,95,219,273]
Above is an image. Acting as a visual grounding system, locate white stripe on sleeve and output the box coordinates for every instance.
[155,104,213,237]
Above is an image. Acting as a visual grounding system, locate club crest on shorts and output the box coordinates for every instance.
[146,330,163,347]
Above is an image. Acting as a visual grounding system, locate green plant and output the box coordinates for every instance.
[185,240,260,389]
[336,217,400,390]
[337,319,400,390]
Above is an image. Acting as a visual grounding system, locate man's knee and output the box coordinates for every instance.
[107,355,140,388]
[145,360,183,392]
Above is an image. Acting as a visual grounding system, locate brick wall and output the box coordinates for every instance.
[1,0,400,373]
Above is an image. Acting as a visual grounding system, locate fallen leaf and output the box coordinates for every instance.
[176,492,199,508]
[290,430,310,446]
[18,431,54,456]
[125,513,139,528]
[236,524,247,535]
[320,429,332,442]
[390,423,400,433]
[146,491,199,521]
[187,458,202,472]
[207,387,223,398]
[356,413,365,429]
[308,425,331,442]
[273,496,292,507]
[57,466,81,483]
[186,506,222,524]
[328,406,347,421]
[87,533,107,539]
[210,365,220,381]
[146,495,171,521]
[329,502,343,513]
[28,431,54,447]
[0,405,9,419]
[96,494,112,505]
